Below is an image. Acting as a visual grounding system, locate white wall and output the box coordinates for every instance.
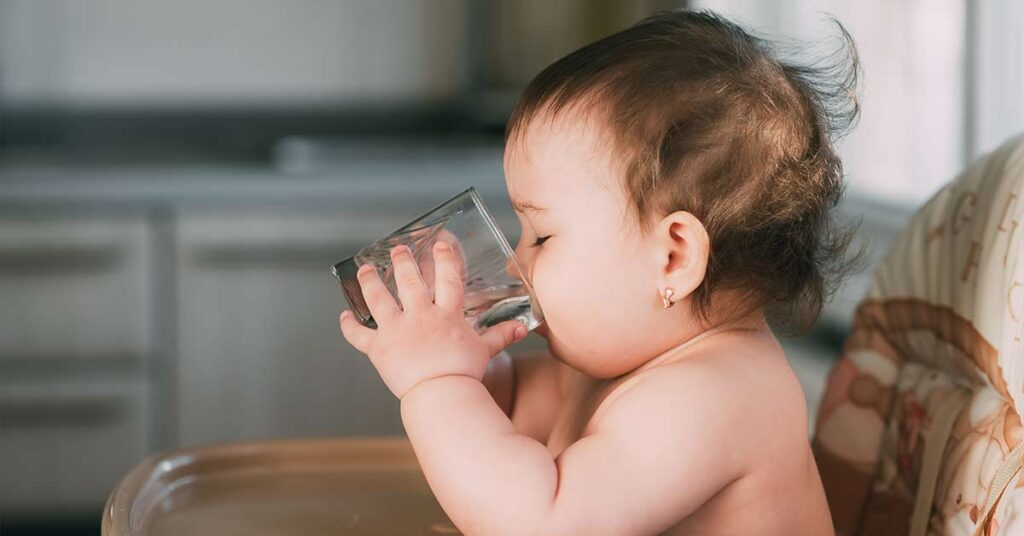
[971,0,1024,158]
[693,0,967,205]
[0,0,467,108]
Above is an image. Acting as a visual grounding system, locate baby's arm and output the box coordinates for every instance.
[482,350,566,443]
[400,360,745,535]
[481,351,516,416]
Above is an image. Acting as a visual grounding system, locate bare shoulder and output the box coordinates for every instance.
[589,331,809,464]
[539,331,822,534]
[558,332,825,534]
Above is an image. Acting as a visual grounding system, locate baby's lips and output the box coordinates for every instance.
[503,255,530,285]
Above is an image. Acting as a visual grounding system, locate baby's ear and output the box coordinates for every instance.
[654,210,709,297]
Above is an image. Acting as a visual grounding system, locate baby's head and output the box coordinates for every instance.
[504,9,860,378]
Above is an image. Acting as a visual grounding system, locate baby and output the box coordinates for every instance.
[339,9,859,535]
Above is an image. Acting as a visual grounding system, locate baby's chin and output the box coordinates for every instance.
[535,326,579,369]
[533,321,563,356]
[535,321,600,374]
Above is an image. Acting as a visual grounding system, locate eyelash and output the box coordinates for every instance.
[531,235,551,247]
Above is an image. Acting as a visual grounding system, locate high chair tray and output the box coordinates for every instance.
[102,437,461,536]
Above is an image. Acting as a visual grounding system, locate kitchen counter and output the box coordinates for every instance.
[0,141,510,207]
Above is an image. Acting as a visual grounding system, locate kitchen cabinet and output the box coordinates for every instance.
[0,377,149,513]
[0,152,523,516]
[0,213,153,360]
[174,207,414,446]
[0,211,154,514]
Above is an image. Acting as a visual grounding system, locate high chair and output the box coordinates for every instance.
[813,134,1024,536]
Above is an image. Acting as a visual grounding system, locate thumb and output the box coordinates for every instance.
[480,320,528,356]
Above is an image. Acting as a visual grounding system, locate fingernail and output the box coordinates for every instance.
[358,263,373,275]
[436,241,451,251]
[514,325,527,340]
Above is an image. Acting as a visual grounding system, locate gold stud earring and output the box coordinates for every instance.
[661,287,675,309]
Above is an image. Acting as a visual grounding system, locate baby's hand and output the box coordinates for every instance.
[339,241,528,400]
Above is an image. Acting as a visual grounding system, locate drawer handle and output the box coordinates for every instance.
[0,245,123,275]
[0,397,124,428]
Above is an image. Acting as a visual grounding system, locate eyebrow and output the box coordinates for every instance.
[511,199,548,214]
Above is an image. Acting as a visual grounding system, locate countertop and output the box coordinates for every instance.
[0,140,510,207]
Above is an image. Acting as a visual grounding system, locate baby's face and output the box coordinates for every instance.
[503,110,694,378]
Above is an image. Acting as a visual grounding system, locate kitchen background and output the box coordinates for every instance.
[0,1,1020,534]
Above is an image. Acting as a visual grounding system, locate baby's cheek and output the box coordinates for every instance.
[531,265,583,329]
[533,259,611,333]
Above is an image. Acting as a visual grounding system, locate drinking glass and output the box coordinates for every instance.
[332,187,544,334]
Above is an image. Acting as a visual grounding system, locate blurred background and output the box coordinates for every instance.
[0,1,1020,534]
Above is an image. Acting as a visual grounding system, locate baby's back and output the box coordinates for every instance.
[538,329,833,535]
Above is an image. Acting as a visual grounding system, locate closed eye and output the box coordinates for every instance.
[531,235,551,247]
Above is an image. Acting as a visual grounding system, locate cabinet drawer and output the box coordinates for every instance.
[0,378,149,513]
[176,209,410,446]
[0,215,152,360]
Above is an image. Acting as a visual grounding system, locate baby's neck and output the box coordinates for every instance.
[615,313,770,381]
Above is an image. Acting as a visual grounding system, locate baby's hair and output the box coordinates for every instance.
[506,9,863,333]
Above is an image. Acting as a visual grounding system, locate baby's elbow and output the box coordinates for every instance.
[462,515,553,536]
[482,501,574,536]
[528,501,612,536]
[451,498,559,536]
[535,498,657,536]
[530,518,611,536]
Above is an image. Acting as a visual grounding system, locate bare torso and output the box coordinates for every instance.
[538,329,833,535]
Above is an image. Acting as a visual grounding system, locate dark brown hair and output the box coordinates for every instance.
[506,9,863,333]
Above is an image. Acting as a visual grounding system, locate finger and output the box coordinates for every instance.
[356,262,401,323]
[451,242,468,282]
[435,230,468,282]
[390,245,432,309]
[432,240,466,311]
[339,310,375,353]
[479,320,528,357]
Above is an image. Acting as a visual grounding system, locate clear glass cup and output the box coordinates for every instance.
[332,187,544,334]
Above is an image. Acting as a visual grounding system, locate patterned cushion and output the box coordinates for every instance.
[813,134,1024,535]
